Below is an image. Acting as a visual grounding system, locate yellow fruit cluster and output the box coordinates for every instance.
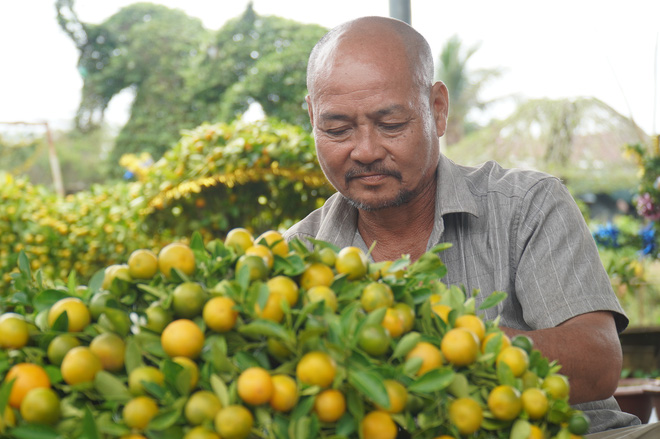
[0,229,589,439]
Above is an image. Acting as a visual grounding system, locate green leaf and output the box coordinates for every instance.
[496,360,516,386]
[339,301,360,336]
[429,243,453,253]
[255,282,270,313]
[33,289,69,313]
[50,310,69,332]
[291,396,316,421]
[479,290,508,310]
[238,319,294,344]
[391,331,421,359]
[445,285,467,310]
[547,399,571,424]
[137,284,168,300]
[67,271,78,296]
[293,300,323,331]
[274,253,306,277]
[79,405,101,439]
[8,424,62,439]
[211,374,230,407]
[94,371,131,402]
[407,252,447,279]
[345,387,365,420]
[347,369,389,408]
[0,377,13,411]
[233,351,262,370]
[288,238,312,257]
[446,371,470,398]
[403,356,424,376]
[387,256,410,273]
[408,368,455,393]
[206,336,233,373]
[124,337,144,373]
[95,411,130,436]
[480,416,511,431]
[143,425,186,439]
[272,414,290,439]
[291,416,311,439]
[88,269,105,293]
[482,332,506,357]
[148,405,183,431]
[363,307,387,326]
[162,360,190,396]
[18,250,31,278]
[190,231,205,252]
[335,412,357,437]
[236,263,250,292]
[306,237,340,253]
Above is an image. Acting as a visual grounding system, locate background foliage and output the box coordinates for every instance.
[0,119,334,289]
[55,0,326,173]
[589,138,660,327]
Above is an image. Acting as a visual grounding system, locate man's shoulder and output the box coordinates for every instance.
[455,159,562,198]
[283,192,350,243]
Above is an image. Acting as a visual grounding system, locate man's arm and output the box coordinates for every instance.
[501,311,622,404]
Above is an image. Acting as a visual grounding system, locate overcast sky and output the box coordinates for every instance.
[2,0,659,136]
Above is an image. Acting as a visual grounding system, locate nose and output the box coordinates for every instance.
[349,125,387,164]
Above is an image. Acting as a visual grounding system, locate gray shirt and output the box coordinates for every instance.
[284,153,639,433]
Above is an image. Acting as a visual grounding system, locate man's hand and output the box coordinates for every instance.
[501,311,622,404]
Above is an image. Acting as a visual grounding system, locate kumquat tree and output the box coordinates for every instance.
[0,227,589,439]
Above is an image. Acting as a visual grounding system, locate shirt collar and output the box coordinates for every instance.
[427,154,480,250]
[435,153,480,218]
[314,153,480,253]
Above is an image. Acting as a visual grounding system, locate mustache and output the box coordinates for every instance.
[345,165,402,184]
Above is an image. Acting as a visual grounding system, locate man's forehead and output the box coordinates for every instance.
[310,46,410,100]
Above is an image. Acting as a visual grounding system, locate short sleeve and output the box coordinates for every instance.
[512,178,628,332]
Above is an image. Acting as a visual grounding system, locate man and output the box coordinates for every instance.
[284,16,660,438]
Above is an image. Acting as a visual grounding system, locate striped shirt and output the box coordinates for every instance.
[284,153,639,432]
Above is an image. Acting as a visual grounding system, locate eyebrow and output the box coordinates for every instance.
[319,104,408,122]
[319,112,352,122]
[372,104,407,117]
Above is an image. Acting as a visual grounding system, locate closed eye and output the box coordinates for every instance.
[381,122,407,131]
[325,127,351,136]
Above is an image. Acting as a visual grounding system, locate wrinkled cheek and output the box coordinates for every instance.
[316,147,346,191]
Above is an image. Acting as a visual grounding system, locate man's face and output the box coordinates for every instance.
[307,50,444,211]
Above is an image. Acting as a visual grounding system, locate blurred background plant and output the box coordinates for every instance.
[0,119,334,289]
[589,137,660,327]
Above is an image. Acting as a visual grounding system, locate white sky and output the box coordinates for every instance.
[1,0,660,135]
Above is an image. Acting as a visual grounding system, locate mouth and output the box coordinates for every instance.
[345,168,401,185]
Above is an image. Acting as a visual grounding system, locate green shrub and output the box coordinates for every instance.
[1,119,334,289]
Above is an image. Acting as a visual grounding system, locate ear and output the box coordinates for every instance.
[305,95,315,127]
[430,81,449,137]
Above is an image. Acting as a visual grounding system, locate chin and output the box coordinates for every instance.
[344,190,413,212]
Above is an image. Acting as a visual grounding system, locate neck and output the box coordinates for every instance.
[357,178,436,262]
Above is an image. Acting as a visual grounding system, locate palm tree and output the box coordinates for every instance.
[436,35,503,145]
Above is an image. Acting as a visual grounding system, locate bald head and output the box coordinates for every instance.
[306,16,435,98]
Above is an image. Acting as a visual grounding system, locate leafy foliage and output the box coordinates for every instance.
[0,119,333,289]
[590,137,660,326]
[445,97,646,195]
[592,216,660,326]
[626,139,660,223]
[55,1,326,173]
[435,35,503,145]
